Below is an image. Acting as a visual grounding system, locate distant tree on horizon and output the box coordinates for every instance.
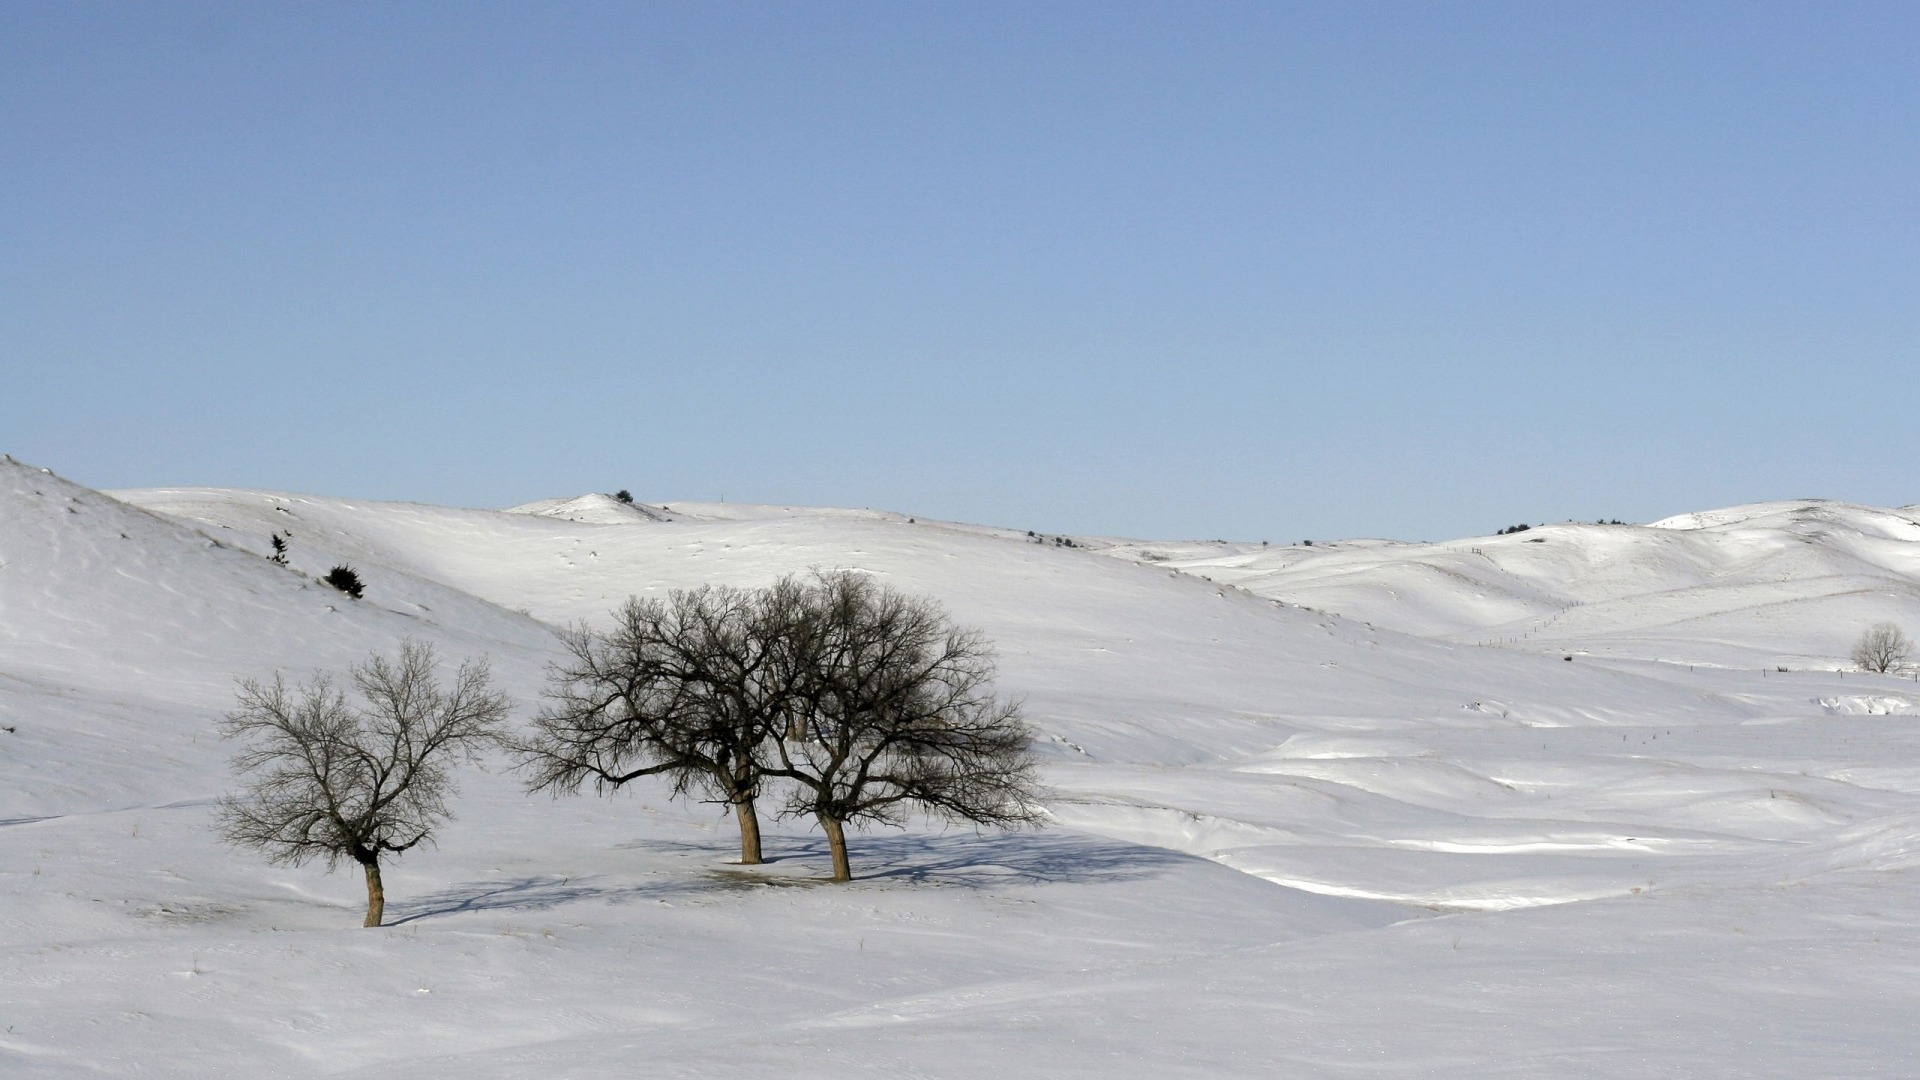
[1852,622,1914,674]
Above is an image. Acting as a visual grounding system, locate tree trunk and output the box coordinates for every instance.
[362,858,386,927]
[734,790,764,865]
[821,815,852,882]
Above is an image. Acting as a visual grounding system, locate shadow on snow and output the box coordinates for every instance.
[387,830,1191,925]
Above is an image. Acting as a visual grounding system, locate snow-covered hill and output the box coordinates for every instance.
[1100,499,1920,669]
[505,492,675,524]
[6,458,1920,1077]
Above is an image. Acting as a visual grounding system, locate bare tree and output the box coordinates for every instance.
[767,572,1045,881]
[516,582,806,864]
[217,641,509,927]
[1853,622,1914,674]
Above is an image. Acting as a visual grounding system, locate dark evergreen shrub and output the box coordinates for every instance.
[325,565,365,599]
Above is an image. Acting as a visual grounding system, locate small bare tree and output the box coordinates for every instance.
[217,641,509,927]
[516,582,807,864]
[1853,622,1914,674]
[768,571,1045,881]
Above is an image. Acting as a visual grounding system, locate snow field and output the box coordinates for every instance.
[5,457,1920,1075]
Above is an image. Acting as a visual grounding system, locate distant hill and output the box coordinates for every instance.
[1100,500,1920,668]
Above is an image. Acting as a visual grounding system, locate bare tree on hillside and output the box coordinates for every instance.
[766,572,1045,881]
[217,641,509,927]
[1852,622,1914,674]
[516,583,807,864]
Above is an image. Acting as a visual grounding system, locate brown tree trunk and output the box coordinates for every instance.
[821,815,852,881]
[362,858,386,927]
[734,791,764,865]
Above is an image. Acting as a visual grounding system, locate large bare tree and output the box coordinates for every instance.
[517,582,806,864]
[1853,622,1914,674]
[217,641,509,927]
[768,571,1045,881]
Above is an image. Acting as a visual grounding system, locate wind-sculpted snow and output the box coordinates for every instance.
[1102,499,1920,669]
[4,460,1920,1076]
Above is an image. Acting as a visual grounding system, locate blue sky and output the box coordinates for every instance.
[4,2,1915,541]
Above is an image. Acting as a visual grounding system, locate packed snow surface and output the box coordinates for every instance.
[5,458,1920,1076]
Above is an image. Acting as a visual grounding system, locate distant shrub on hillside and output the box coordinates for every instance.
[1498,524,1531,535]
[324,565,364,600]
[613,490,634,504]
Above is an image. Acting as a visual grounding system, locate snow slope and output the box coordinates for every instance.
[1100,500,1920,669]
[6,459,1920,1076]
[0,463,561,817]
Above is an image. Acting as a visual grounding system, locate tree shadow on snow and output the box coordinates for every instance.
[761,830,1194,889]
[388,831,1191,924]
[385,871,726,924]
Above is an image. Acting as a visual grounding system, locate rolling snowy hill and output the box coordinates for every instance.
[5,457,1920,1077]
[1100,500,1920,669]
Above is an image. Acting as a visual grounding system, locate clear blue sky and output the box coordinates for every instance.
[5,3,1915,541]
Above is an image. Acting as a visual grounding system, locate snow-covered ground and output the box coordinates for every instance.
[5,457,1919,1076]
[1100,502,1920,670]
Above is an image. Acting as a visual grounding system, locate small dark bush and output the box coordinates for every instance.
[613,490,634,504]
[268,531,290,566]
[1498,524,1531,535]
[325,565,365,599]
